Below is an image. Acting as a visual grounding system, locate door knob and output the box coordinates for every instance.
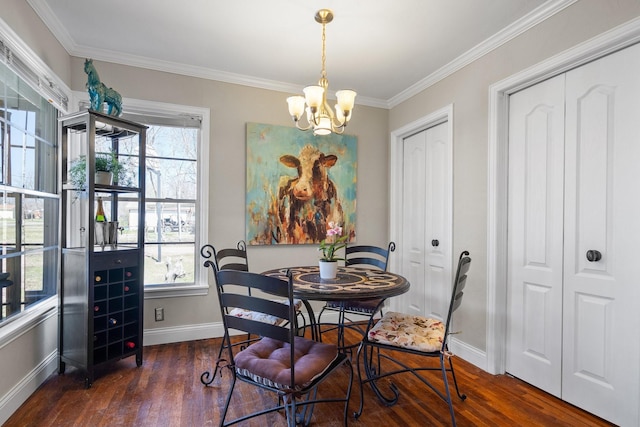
[431,239,439,247]
[586,250,602,262]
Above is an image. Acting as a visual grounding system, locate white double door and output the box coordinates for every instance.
[397,122,451,320]
[506,43,640,426]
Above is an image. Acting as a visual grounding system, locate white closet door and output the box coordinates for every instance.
[506,74,565,397]
[400,130,427,316]
[562,42,640,426]
[399,122,450,319]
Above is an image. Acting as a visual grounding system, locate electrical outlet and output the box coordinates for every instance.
[155,307,164,321]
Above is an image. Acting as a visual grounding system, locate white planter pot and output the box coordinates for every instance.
[319,260,338,279]
[95,171,113,185]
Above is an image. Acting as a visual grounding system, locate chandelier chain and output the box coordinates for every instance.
[321,22,327,80]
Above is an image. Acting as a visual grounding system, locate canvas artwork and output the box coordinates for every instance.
[246,122,357,245]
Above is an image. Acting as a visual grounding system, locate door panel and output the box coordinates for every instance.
[425,124,448,320]
[506,74,565,397]
[401,131,427,316]
[562,42,640,426]
[399,122,450,319]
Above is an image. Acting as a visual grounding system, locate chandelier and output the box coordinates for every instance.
[286,9,356,136]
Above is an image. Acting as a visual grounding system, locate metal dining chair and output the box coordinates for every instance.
[199,241,304,386]
[355,250,471,427]
[214,268,353,427]
[317,242,395,352]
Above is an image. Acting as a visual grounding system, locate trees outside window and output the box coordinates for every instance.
[120,105,207,291]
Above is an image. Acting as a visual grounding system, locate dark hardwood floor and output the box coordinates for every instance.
[5,330,614,427]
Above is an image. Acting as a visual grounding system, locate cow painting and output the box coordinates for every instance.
[277,145,344,244]
[245,122,356,246]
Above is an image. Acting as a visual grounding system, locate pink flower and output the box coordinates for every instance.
[319,222,348,261]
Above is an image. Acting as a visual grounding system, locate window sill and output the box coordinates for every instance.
[144,283,209,299]
[0,297,57,348]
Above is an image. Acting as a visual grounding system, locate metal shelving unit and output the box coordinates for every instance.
[58,110,146,388]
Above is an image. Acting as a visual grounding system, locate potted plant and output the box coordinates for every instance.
[318,221,348,279]
[68,150,128,194]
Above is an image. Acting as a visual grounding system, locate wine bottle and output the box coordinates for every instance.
[95,197,106,222]
[125,341,135,349]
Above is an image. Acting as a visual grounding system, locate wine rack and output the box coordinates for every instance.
[58,110,146,388]
[92,264,140,364]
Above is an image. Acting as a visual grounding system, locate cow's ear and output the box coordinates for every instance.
[280,155,300,168]
[322,155,338,167]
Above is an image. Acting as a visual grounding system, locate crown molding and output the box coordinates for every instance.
[27,0,576,110]
[387,0,577,108]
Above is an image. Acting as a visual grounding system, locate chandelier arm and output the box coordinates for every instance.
[323,99,349,129]
[294,120,314,132]
[308,108,321,127]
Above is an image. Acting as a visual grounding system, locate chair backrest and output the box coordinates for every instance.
[215,240,249,272]
[345,242,395,271]
[442,251,472,347]
[200,241,251,302]
[215,269,297,382]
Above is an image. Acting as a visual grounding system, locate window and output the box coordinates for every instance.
[120,102,209,296]
[0,58,59,322]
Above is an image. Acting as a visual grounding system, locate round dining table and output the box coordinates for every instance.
[262,265,410,340]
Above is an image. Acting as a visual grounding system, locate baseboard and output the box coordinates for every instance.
[142,310,346,346]
[143,322,225,346]
[0,350,58,426]
[449,336,487,371]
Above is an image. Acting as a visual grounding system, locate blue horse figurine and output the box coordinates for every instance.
[84,59,122,116]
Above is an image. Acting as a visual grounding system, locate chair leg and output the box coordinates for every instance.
[355,342,400,420]
[447,356,467,400]
[283,394,299,427]
[343,358,354,427]
[439,353,458,427]
[200,332,228,386]
[337,306,347,351]
[355,342,365,419]
[296,388,318,427]
[219,371,237,427]
[295,310,307,337]
[317,304,327,325]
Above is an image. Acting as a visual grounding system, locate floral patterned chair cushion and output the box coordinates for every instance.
[367,311,445,353]
[229,299,303,326]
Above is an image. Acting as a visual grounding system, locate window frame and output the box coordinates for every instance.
[88,96,210,299]
[0,19,70,329]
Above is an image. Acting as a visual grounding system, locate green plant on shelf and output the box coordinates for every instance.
[68,150,132,195]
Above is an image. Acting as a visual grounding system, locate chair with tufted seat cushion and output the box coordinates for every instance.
[199,241,304,386]
[213,268,353,427]
[355,250,471,427]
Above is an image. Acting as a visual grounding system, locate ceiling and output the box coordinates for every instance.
[27,0,565,108]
